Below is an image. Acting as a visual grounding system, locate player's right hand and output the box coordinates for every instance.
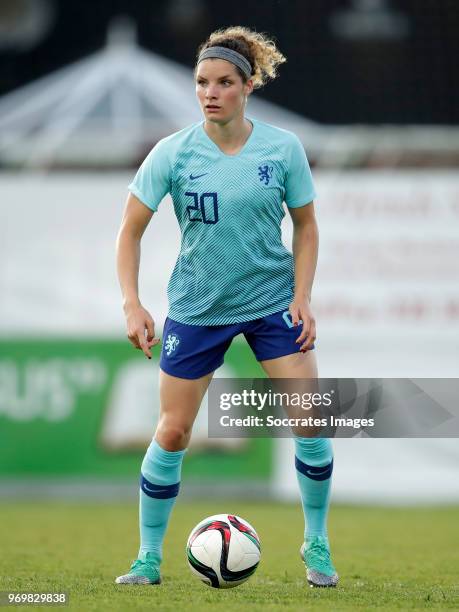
[125,305,160,359]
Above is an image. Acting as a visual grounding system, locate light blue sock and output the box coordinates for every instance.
[138,439,186,566]
[294,437,333,541]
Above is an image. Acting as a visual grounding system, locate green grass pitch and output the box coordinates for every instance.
[0,501,458,611]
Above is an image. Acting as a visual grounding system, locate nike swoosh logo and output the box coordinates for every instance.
[306,468,330,477]
[142,484,170,494]
[189,173,208,180]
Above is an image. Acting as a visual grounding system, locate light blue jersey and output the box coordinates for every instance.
[128,117,316,325]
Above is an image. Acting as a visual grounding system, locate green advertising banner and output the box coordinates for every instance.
[0,340,271,483]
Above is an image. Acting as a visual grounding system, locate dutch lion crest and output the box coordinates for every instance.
[258,164,274,185]
[165,333,180,356]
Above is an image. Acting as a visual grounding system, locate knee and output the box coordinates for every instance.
[155,420,192,451]
[292,424,322,438]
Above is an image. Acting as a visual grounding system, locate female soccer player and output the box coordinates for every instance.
[115,26,338,588]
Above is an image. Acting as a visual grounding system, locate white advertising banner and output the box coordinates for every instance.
[277,170,459,503]
[2,170,458,502]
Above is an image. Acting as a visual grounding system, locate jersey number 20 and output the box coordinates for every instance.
[185,191,218,225]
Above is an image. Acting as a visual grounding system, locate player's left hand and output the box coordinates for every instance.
[289,299,316,352]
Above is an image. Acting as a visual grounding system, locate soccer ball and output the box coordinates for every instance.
[186,513,261,588]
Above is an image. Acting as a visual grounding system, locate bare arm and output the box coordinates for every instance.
[116,193,159,358]
[287,201,319,351]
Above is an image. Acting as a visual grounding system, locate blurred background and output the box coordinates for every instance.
[1,0,458,506]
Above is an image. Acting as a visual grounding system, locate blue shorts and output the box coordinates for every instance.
[159,308,315,380]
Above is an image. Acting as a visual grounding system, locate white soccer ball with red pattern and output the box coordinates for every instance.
[186,513,261,588]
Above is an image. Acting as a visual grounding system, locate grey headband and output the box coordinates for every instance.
[197,46,252,79]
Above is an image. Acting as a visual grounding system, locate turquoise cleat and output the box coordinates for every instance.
[115,551,161,585]
[300,535,339,588]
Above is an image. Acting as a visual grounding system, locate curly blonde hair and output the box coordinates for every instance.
[195,26,287,89]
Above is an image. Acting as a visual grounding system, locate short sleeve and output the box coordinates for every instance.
[128,139,171,212]
[284,134,317,208]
